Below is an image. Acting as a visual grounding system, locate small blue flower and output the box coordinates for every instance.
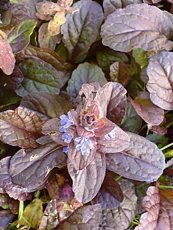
[75,137,94,155]
[63,146,69,154]
[59,112,74,130]
[62,132,73,144]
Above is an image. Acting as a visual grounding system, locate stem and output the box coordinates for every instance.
[160,143,173,151]
[18,201,24,220]
[115,176,122,181]
[34,190,40,198]
[159,185,173,189]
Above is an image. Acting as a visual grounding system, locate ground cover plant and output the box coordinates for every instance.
[0,0,173,229]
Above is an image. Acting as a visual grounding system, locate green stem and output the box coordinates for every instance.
[115,176,122,181]
[18,201,24,220]
[160,143,173,151]
[159,185,173,189]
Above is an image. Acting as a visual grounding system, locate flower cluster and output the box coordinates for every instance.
[59,111,95,155]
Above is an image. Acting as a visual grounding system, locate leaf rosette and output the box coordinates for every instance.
[43,82,165,203]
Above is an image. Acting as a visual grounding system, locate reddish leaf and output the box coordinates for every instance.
[95,82,127,124]
[38,23,60,50]
[0,31,15,75]
[129,92,164,126]
[136,186,173,229]
[0,106,47,148]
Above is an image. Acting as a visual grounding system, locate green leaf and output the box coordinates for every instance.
[0,89,20,111]
[19,199,43,229]
[121,102,143,133]
[8,20,37,53]
[21,92,72,118]
[164,150,173,158]
[132,48,149,69]
[16,58,69,96]
[96,48,129,72]
[61,0,104,63]
[67,62,107,98]
[146,134,169,145]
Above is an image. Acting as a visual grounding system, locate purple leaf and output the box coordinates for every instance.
[61,0,104,63]
[97,124,130,154]
[103,0,142,17]
[0,211,15,229]
[102,180,137,230]
[94,173,123,209]
[106,132,165,182]
[0,157,30,200]
[68,152,106,203]
[8,143,66,193]
[101,3,173,52]
[147,51,173,110]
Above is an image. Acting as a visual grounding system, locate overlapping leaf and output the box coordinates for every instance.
[39,198,82,229]
[95,82,127,124]
[59,204,102,229]
[16,58,69,97]
[0,106,47,148]
[102,180,137,229]
[106,132,165,182]
[61,0,104,63]
[136,186,173,229]
[68,152,106,203]
[147,51,173,110]
[8,19,37,53]
[103,0,142,17]
[67,62,107,99]
[94,173,123,209]
[38,23,60,50]
[19,199,43,229]
[101,3,173,52]
[10,0,41,23]
[21,92,72,118]
[9,143,65,192]
[129,92,164,126]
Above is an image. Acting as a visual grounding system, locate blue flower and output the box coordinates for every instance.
[59,112,74,131]
[62,132,73,144]
[63,146,69,154]
[75,137,94,155]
